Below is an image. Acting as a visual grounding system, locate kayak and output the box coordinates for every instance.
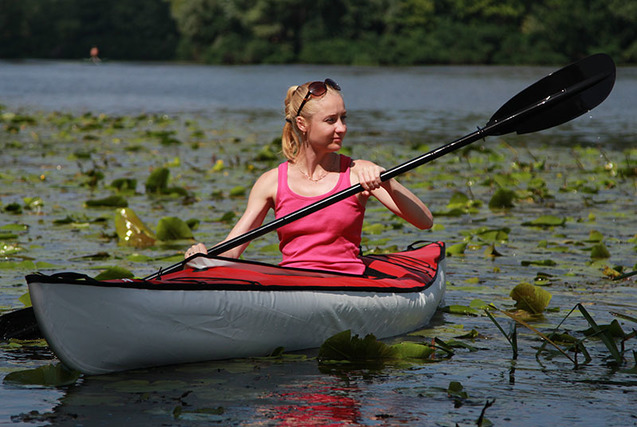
[27,241,445,375]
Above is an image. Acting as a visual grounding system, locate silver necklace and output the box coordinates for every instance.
[296,155,337,183]
[298,167,328,183]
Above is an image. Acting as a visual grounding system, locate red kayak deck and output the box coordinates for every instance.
[145,241,445,292]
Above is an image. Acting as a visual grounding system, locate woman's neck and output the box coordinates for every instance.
[294,152,339,182]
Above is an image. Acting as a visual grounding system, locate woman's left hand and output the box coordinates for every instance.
[184,242,207,259]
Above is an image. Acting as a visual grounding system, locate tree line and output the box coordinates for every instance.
[1,0,635,65]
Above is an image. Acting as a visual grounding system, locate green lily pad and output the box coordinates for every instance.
[0,223,28,232]
[489,188,516,209]
[510,282,552,314]
[318,330,398,363]
[110,178,138,193]
[229,186,246,197]
[94,266,134,280]
[590,243,611,259]
[586,230,604,243]
[114,208,156,248]
[446,242,467,256]
[521,259,557,267]
[521,215,566,227]
[156,216,195,241]
[19,292,32,307]
[441,305,482,316]
[23,196,44,210]
[447,381,468,399]
[362,223,386,235]
[85,195,128,208]
[3,363,81,386]
[391,342,435,359]
[146,167,170,194]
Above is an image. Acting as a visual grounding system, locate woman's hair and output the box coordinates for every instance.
[281,82,341,162]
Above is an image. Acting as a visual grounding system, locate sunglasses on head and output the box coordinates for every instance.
[295,78,341,117]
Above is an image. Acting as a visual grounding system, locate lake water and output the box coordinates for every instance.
[2,59,635,139]
[0,60,636,426]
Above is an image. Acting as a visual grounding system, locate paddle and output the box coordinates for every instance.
[147,53,615,279]
[0,53,616,341]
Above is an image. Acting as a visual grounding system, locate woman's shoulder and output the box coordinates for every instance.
[252,166,280,194]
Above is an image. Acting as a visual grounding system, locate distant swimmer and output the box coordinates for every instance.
[90,46,101,64]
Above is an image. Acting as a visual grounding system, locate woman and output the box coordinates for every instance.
[185,79,433,274]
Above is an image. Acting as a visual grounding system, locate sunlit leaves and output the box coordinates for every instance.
[446,242,467,256]
[114,208,157,248]
[509,283,552,314]
[317,330,454,367]
[156,217,195,241]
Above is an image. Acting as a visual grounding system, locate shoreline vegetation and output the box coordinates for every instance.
[1,0,635,66]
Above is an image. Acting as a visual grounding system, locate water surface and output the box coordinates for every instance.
[0,60,636,426]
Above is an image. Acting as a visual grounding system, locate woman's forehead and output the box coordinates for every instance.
[313,92,346,114]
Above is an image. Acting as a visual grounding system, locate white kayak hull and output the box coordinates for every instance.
[27,242,446,375]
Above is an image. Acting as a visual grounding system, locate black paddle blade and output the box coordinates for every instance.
[487,53,616,135]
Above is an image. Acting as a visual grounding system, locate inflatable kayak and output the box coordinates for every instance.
[26,241,445,375]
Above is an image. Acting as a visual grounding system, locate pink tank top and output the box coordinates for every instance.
[275,155,366,274]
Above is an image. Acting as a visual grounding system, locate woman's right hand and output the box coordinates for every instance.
[184,243,207,259]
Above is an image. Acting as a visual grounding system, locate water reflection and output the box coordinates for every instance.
[258,381,361,426]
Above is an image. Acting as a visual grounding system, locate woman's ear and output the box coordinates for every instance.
[295,116,308,133]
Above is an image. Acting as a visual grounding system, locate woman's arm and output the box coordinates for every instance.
[185,168,278,258]
[351,159,433,230]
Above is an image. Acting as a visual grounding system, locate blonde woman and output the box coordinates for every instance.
[185,79,433,274]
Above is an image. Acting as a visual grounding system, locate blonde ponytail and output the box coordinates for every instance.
[282,85,303,161]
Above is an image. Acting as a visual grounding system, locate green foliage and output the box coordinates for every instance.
[94,266,135,280]
[0,0,178,60]
[3,363,80,387]
[114,208,157,248]
[510,282,552,314]
[156,217,195,241]
[1,0,634,64]
[85,195,128,208]
[317,330,453,367]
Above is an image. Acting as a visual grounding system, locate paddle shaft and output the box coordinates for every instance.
[144,67,610,280]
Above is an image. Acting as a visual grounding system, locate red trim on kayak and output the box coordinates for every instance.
[26,242,444,293]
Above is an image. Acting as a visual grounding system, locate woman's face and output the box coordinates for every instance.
[303,92,347,153]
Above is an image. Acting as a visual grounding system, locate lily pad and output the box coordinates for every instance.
[521,215,566,227]
[510,282,552,314]
[441,305,482,316]
[94,266,135,280]
[318,330,398,363]
[145,167,170,194]
[3,363,80,386]
[156,217,195,241]
[489,188,516,209]
[446,242,467,256]
[114,208,156,248]
[86,195,128,208]
[590,243,611,259]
